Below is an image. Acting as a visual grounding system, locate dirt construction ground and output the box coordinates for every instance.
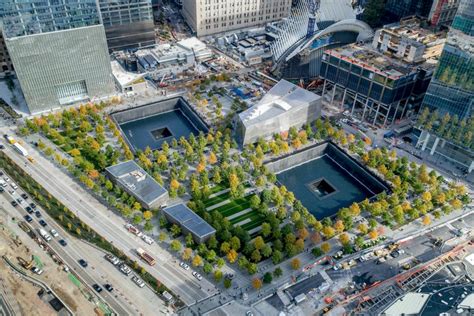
[0,215,98,316]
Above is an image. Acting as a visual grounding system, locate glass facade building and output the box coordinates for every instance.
[98,0,155,51]
[1,0,115,114]
[383,0,434,24]
[422,0,473,119]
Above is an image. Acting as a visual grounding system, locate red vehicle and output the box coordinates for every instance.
[136,248,156,266]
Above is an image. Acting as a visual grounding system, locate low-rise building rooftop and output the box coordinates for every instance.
[106,160,168,209]
[162,204,216,243]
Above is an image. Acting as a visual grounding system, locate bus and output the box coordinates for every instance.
[136,248,156,266]
[13,143,28,156]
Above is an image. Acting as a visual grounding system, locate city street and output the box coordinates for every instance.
[0,172,169,315]
[0,132,217,306]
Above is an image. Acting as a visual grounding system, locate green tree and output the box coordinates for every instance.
[263,272,273,284]
[273,267,283,278]
[170,240,182,252]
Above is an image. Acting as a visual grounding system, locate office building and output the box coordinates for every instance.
[422,0,473,119]
[181,0,292,37]
[320,19,445,126]
[414,0,473,174]
[2,0,115,114]
[428,0,460,28]
[0,26,14,78]
[238,79,322,145]
[162,204,216,243]
[98,0,156,51]
[383,0,434,24]
[106,160,169,209]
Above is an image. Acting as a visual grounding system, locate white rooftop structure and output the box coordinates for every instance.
[382,293,430,316]
[238,80,321,144]
[111,60,146,93]
[459,293,474,310]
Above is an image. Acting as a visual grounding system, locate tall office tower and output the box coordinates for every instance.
[182,0,292,37]
[0,26,14,78]
[421,0,473,119]
[1,0,115,114]
[98,0,155,51]
[383,0,434,24]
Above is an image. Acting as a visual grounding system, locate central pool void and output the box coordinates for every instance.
[266,141,390,219]
[111,97,208,152]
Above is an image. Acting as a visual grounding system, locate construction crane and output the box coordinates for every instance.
[306,0,321,38]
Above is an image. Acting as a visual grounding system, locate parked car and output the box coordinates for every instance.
[34,211,41,218]
[119,264,131,276]
[25,206,33,213]
[24,215,33,223]
[132,275,145,288]
[179,262,190,270]
[50,229,58,237]
[31,267,43,275]
[92,284,103,293]
[16,197,22,203]
[78,259,88,268]
[30,203,36,209]
[192,271,203,281]
[11,200,17,207]
[39,220,47,227]
[21,193,28,199]
[59,239,67,246]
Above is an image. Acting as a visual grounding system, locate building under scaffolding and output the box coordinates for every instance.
[319,18,445,126]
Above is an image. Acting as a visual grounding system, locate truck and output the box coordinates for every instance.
[38,228,52,242]
[4,134,15,144]
[136,248,156,266]
[13,143,28,157]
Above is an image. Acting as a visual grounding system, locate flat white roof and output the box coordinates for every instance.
[459,293,474,309]
[177,37,207,52]
[111,60,144,88]
[239,79,320,126]
[383,293,430,316]
[465,253,474,266]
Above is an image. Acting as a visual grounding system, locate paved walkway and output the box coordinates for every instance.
[208,188,230,199]
[227,208,252,221]
[206,199,230,211]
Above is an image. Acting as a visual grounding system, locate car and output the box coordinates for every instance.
[225,273,235,280]
[132,275,145,288]
[31,267,43,275]
[16,197,22,203]
[24,215,33,222]
[119,264,131,275]
[4,177,10,182]
[179,262,190,270]
[192,271,203,281]
[11,200,17,207]
[39,220,47,227]
[0,187,3,193]
[0,144,3,149]
[34,211,41,218]
[8,189,14,194]
[21,193,28,199]
[246,311,254,316]
[50,229,58,237]
[92,284,103,293]
[59,239,67,246]
[78,259,88,268]
[30,203,36,209]
[25,206,33,213]
[104,284,114,292]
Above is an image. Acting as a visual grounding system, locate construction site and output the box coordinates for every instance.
[0,215,98,316]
